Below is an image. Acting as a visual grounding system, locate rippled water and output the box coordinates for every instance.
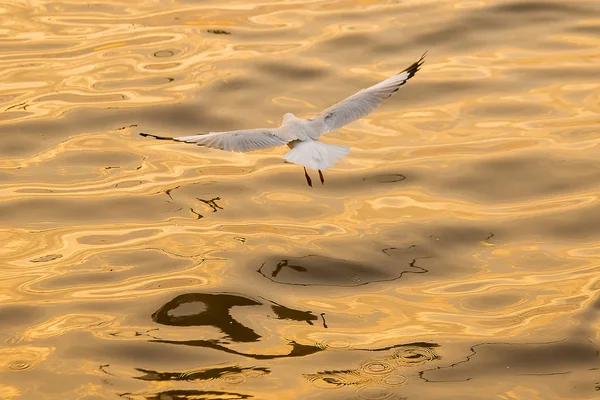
[1,0,599,399]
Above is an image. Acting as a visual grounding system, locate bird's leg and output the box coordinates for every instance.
[318,170,324,185]
[303,167,313,187]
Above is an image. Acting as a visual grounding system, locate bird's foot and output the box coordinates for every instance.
[304,167,313,187]
[318,170,324,185]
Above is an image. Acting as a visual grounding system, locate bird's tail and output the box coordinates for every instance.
[283,140,349,170]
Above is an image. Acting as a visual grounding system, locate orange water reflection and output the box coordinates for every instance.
[1,0,600,399]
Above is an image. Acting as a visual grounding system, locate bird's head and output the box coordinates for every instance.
[282,112,297,124]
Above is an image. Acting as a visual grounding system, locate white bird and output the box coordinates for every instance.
[141,53,426,187]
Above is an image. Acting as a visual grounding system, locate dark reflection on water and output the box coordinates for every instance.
[2,0,600,398]
[305,368,370,387]
[362,173,406,184]
[151,337,324,360]
[305,342,440,390]
[120,389,252,400]
[151,292,326,359]
[134,365,270,382]
[421,339,598,383]
[261,297,321,326]
[152,293,262,342]
[197,197,223,213]
[257,251,429,287]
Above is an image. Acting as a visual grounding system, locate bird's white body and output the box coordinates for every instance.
[279,113,349,171]
[284,138,350,171]
[281,112,320,140]
[142,53,426,185]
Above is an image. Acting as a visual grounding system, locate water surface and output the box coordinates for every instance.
[1,0,599,399]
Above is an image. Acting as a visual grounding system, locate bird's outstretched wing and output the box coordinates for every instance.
[141,128,290,153]
[307,52,426,136]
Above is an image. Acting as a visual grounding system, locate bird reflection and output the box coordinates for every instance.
[263,297,320,326]
[150,292,326,359]
[152,293,262,342]
[151,337,324,360]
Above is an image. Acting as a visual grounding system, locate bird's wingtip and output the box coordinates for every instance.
[401,51,427,78]
[139,132,175,141]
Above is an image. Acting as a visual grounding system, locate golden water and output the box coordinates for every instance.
[1,0,599,399]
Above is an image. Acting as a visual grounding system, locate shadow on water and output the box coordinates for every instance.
[256,250,429,287]
[420,339,599,383]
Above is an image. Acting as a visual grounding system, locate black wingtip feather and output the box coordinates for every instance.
[139,132,175,141]
[400,51,427,79]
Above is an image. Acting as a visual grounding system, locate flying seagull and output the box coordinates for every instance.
[141,53,426,187]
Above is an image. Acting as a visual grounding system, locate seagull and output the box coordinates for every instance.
[141,53,426,187]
